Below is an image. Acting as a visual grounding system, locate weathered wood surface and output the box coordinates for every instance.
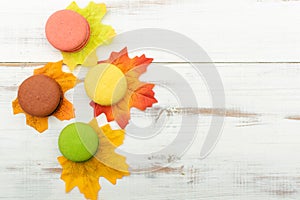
[1,0,300,199]
[2,0,300,62]
[1,63,300,199]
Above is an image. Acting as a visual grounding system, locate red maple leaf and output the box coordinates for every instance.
[90,48,157,128]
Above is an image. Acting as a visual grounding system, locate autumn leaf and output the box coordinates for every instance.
[129,83,157,110]
[12,61,77,133]
[12,99,23,115]
[58,119,129,200]
[53,98,75,121]
[58,156,101,200]
[91,48,157,129]
[34,60,77,93]
[25,114,49,133]
[63,2,116,70]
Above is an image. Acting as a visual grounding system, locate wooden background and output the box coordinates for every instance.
[1,0,300,199]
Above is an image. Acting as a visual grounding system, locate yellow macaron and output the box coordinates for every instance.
[84,63,127,105]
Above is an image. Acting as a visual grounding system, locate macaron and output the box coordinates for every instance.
[84,63,128,106]
[18,74,63,117]
[45,10,90,52]
[58,122,99,162]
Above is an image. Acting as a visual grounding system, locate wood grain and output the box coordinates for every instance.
[0,63,300,199]
[1,0,300,62]
[1,0,300,199]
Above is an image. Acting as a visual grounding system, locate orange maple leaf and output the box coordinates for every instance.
[58,119,129,200]
[12,61,77,133]
[90,48,158,128]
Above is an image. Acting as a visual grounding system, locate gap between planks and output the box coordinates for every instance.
[2,62,300,122]
[3,61,300,67]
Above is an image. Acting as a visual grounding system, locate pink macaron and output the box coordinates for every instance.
[45,10,90,52]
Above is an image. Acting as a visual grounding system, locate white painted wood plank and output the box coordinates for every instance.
[1,63,300,115]
[2,117,300,199]
[1,0,300,62]
[1,63,300,199]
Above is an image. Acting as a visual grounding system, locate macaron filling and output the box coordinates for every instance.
[58,122,99,162]
[84,63,128,106]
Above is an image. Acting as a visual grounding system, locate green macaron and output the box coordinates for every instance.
[58,122,99,162]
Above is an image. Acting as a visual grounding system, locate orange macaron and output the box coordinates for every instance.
[45,10,90,52]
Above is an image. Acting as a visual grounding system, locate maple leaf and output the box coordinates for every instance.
[90,48,157,128]
[53,98,75,121]
[62,2,116,70]
[12,61,77,133]
[25,114,49,133]
[58,119,129,200]
[34,61,77,93]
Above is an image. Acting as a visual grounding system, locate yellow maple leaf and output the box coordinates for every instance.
[62,2,116,70]
[12,61,77,133]
[58,119,129,200]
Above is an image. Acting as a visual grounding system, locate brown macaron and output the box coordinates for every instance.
[18,75,63,117]
[45,10,90,52]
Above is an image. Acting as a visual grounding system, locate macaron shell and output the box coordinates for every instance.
[63,23,90,52]
[58,122,99,162]
[45,10,90,52]
[18,74,63,117]
[84,63,128,106]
